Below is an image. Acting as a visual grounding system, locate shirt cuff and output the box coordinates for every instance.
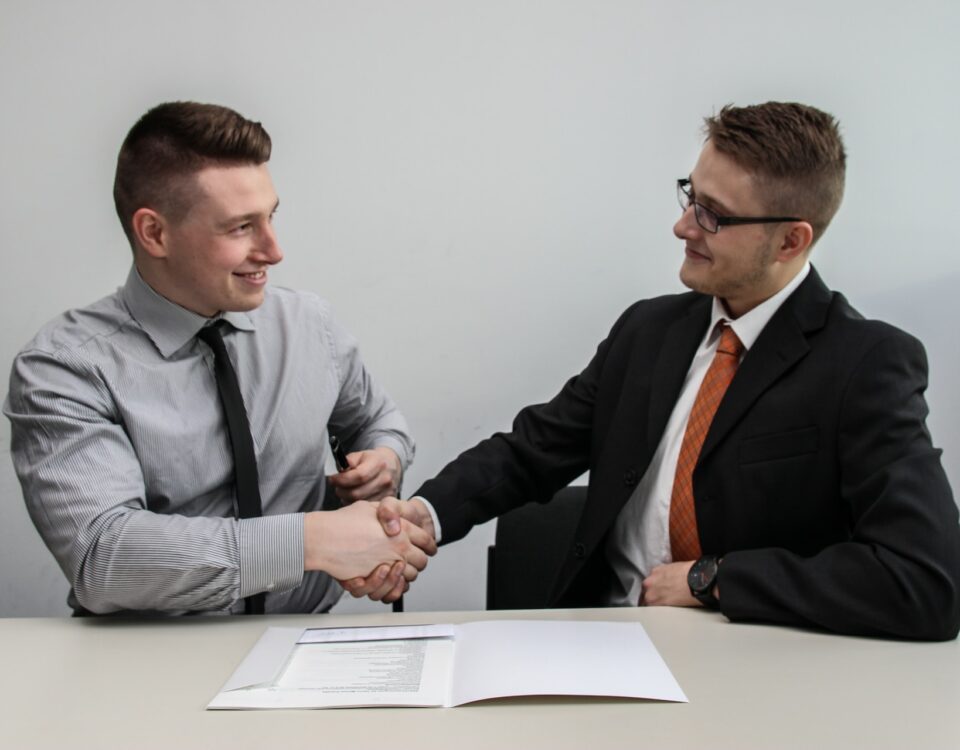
[370,435,414,472]
[238,514,305,598]
[411,496,442,543]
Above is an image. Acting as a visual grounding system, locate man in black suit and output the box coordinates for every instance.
[351,102,960,640]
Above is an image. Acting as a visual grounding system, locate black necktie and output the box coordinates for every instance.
[198,321,266,615]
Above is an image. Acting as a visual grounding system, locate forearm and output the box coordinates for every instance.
[714,443,960,640]
[412,307,640,543]
[417,406,592,544]
[70,510,305,613]
[719,537,960,640]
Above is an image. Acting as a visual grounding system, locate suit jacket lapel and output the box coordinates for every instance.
[647,297,712,448]
[571,295,709,549]
[699,267,833,461]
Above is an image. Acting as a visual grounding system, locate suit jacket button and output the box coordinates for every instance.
[573,542,586,559]
[623,469,638,487]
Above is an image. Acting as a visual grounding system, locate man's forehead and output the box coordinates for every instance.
[689,141,761,214]
[190,163,278,213]
[193,163,275,195]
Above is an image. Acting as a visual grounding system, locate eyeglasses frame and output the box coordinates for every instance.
[677,178,803,233]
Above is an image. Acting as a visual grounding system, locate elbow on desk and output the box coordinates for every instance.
[719,552,960,642]
[872,563,960,642]
[901,544,960,641]
[916,577,960,642]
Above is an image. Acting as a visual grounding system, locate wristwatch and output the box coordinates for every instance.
[688,555,722,608]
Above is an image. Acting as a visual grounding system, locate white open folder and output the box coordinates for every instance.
[208,619,687,709]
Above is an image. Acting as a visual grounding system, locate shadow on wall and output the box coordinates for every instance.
[858,272,960,495]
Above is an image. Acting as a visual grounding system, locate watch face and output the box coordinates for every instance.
[689,556,719,595]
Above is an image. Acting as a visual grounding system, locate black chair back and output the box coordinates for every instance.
[486,485,587,609]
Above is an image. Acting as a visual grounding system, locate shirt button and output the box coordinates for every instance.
[623,469,638,487]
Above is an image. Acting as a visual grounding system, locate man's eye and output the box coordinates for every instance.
[232,223,252,234]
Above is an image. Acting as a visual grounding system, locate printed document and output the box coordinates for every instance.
[208,619,686,709]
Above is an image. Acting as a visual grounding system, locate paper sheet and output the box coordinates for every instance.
[208,619,686,709]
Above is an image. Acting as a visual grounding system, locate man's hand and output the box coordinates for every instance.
[341,497,437,602]
[378,496,437,541]
[303,500,434,582]
[327,446,402,503]
[640,561,700,607]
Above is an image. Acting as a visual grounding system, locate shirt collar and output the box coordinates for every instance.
[119,266,256,359]
[705,261,811,352]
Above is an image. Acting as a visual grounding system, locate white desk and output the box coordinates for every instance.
[2,607,957,749]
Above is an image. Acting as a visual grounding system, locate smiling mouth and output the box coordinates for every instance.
[685,245,711,261]
[236,270,266,279]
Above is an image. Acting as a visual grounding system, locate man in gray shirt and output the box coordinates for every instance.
[4,101,434,615]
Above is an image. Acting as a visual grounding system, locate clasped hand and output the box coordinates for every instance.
[338,497,437,603]
[640,561,700,607]
[303,499,436,601]
[326,446,402,503]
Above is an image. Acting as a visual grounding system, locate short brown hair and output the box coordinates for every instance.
[113,101,272,248]
[704,102,846,244]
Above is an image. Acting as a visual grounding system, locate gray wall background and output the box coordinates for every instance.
[1,0,957,617]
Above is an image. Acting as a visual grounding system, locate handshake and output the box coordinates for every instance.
[303,497,438,603]
[303,444,439,603]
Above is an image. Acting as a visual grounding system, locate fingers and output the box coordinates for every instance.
[327,448,401,502]
[381,576,409,603]
[401,562,421,582]
[404,517,438,556]
[640,562,699,607]
[310,489,432,604]
[377,497,404,536]
[341,561,409,602]
[330,473,393,503]
[377,497,437,555]
[365,561,406,602]
[397,533,429,572]
[341,563,392,598]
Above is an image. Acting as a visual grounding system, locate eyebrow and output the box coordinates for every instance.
[218,199,280,230]
[687,178,734,216]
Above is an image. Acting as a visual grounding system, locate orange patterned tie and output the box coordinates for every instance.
[669,324,744,561]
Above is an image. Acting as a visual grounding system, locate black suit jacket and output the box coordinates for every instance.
[417,268,960,640]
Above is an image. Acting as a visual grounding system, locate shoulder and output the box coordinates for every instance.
[620,290,706,319]
[787,268,922,357]
[819,291,925,362]
[7,291,133,411]
[788,288,932,413]
[608,290,707,339]
[15,290,133,365]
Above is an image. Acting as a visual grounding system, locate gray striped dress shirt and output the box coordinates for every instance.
[4,267,414,615]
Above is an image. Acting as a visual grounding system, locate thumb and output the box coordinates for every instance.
[377,497,402,536]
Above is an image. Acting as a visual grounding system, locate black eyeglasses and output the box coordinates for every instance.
[677,179,802,234]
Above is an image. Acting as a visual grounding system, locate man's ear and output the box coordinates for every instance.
[777,221,814,262]
[131,208,168,259]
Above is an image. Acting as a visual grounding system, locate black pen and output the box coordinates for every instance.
[329,434,349,472]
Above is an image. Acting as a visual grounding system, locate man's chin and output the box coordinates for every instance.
[224,290,267,313]
[679,265,714,296]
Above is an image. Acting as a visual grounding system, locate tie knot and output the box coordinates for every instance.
[717,324,744,359]
[197,320,227,349]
